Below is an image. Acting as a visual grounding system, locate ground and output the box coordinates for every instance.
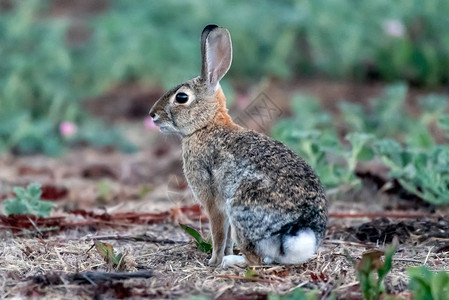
[1,81,448,299]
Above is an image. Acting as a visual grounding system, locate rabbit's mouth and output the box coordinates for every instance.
[157,123,177,133]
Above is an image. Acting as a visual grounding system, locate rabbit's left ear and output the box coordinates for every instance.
[200,25,232,90]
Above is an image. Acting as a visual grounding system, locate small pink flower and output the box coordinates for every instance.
[59,121,77,137]
[382,19,405,38]
[144,116,159,130]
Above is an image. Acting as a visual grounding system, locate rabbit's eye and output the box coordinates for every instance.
[175,92,189,104]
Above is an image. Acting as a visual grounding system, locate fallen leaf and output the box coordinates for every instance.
[41,185,68,200]
[94,241,125,270]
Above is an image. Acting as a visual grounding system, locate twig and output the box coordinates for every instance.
[334,281,359,291]
[62,219,138,228]
[424,246,434,265]
[215,274,280,284]
[31,270,153,285]
[85,233,188,244]
[26,216,43,236]
[54,247,68,272]
[324,240,372,247]
[70,270,154,284]
[393,258,423,263]
[81,273,97,286]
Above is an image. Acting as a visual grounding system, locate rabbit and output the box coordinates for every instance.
[149,25,328,268]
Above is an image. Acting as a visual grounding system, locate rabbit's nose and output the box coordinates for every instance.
[150,111,160,121]
[148,107,157,119]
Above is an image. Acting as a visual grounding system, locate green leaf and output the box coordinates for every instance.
[377,242,396,282]
[405,125,435,149]
[408,266,449,300]
[373,139,404,170]
[94,241,126,270]
[419,95,448,114]
[339,101,367,132]
[27,183,43,199]
[115,253,125,270]
[95,241,115,264]
[4,198,28,215]
[180,224,212,253]
[354,241,396,300]
[4,183,56,217]
[438,115,449,137]
[345,133,374,178]
[13,187,27,200]
[245,268,259,279]
[407,267,437,300]
[35,200,57,217]
[431,271,449,300]
[357,145,375,161]
[346,133,374,150]
[196,241,212,254]
[180,224,205,244]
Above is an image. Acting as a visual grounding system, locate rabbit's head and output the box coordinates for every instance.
[149,25,233,136]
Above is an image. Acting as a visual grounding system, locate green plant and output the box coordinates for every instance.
[0,114,64,156]
[245,267,259,279]
[72,120,137,153]
[0,1,80,120]
[94,241,127,270]
[438,115,449,138]
[407,266,449,300]
[374,139,449,204]
[339,84,414,140]
[3,183,56,217]
[272,95,374,189]
[354,243,397,300]
[91,0,449,87]
[273,84,449,204]
[0,1,136,155]
[339,84,448,149]
[180,224,212,253]
[301,0,449,86]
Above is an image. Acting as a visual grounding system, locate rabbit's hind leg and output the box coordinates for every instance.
[256,235,282,264]
[221,255,246,268]
[222,244,260,269]
[221,225,261,268]
[224,225,234,255]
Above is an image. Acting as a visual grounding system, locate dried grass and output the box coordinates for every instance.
[1,217,448,299]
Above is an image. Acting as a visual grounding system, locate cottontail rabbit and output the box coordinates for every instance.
[149,25,327,268]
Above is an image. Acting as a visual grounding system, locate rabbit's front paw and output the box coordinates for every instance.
[221,255,246,269]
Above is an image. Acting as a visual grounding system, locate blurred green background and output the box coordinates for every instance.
[0,0,448,156]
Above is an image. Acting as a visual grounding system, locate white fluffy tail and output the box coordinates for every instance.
[277,229,317,264]
[258,229,317,264]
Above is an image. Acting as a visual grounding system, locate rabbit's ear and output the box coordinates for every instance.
[201,25,232,90]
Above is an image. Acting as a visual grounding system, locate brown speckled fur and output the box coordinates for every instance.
[149,25,327,266]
